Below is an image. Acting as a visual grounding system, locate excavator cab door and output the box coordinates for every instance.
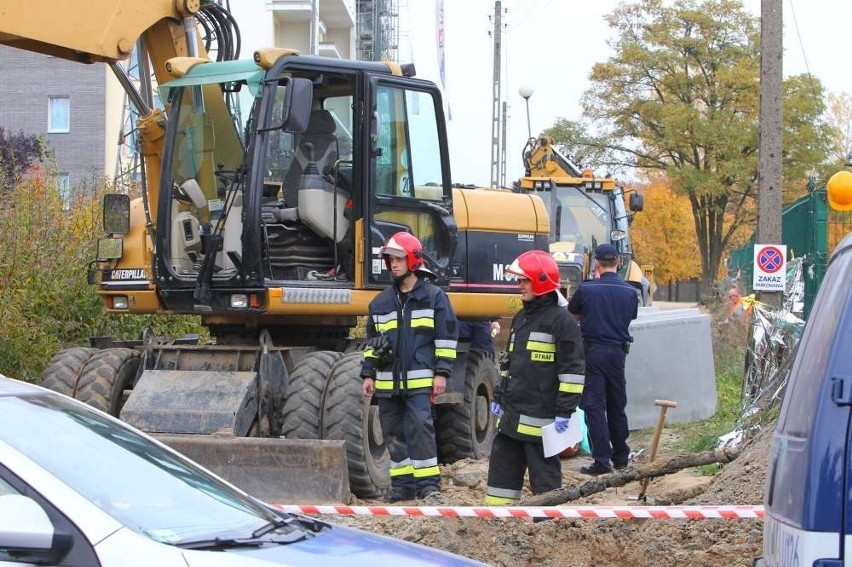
[365,78,456,287]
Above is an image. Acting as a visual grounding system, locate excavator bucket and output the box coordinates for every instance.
[121,369,350,504]
[157,435,350,505]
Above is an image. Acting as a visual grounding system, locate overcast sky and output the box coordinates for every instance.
[403,0,852,187]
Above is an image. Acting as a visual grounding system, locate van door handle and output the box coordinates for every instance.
[830,376,852,406]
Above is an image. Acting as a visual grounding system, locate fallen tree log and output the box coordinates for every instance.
[520,446,740,507]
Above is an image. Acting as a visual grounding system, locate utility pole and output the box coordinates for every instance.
[500,101,508,188]
[489,1,503,188]
[757,0,782,308]
[371,0,382,60]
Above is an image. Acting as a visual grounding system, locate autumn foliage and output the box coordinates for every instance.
[0,166,203,381]
[629,176,701,285]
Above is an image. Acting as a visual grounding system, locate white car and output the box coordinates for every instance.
[0,375,483,566]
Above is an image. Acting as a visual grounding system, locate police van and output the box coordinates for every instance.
[756,230,852,566]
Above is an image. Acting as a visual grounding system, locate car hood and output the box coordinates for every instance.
[183,521,484,567]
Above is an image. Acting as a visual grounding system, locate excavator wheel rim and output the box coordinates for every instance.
[368,405,383,446]
[475,393,489,431]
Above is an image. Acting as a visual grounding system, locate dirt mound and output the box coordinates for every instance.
[334,425,772,566]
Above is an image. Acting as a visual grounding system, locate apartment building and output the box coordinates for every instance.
[0,45,123,199]
[232,0,356,59]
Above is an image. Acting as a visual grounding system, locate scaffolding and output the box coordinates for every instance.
[113,46,148,193]
[113,0,239,192]
[356,0,400,62]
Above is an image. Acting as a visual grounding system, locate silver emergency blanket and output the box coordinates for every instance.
[718,257,805,448]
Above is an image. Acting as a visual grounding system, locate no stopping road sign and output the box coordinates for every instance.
[753,244,787,291]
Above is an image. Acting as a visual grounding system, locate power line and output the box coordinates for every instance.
[512,0,553,30]
[786,0,821,99]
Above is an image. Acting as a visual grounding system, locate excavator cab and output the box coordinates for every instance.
[144,54,457,315]
[86,53,489,501]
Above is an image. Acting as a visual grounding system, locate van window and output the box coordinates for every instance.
[777,251,852,437]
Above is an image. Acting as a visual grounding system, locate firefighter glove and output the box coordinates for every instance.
[554,416,570,433]
[490,402,503,417]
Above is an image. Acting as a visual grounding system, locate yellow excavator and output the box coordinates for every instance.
[1,1,550,502]
[519,134,653,303]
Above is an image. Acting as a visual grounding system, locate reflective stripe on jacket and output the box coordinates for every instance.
[361,277,458,397]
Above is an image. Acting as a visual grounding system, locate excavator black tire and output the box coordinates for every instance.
[74,348,141,416]
[40,347,99,397]
[279,350,342,440]
[322,351,390,499]
[436,349,497,462]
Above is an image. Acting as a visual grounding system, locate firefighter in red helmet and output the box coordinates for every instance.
[360,232,458,503]
[485,250,585,505]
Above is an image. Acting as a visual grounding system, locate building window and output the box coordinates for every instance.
[55,173,70,209]
[48,96,70,133]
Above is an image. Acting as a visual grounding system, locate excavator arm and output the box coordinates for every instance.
[522,135,584,179]
[0,0,199,64]
[0,0,221,225]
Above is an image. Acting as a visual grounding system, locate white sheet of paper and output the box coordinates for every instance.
[541,417,583,458]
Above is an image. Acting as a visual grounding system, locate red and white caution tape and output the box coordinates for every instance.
[275,504,764,520]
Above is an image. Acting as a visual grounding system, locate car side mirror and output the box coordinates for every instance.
[0,495,72,563]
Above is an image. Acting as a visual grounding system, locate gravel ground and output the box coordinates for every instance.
[329,424,771,567]
[323,302,767,566]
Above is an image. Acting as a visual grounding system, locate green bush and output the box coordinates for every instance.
[0,171,203,381]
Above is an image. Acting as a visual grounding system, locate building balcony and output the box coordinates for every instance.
[266,0,355,29]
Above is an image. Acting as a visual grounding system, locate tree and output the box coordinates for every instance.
[0,127,43,192]
[568,0,831,291]
[543,118,609,171]
[825,91,852,167]
[629,175,701,285]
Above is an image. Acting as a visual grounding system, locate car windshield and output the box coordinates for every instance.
[0,392,281,544]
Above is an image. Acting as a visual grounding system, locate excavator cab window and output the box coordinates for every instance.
[159,66,264,280]
[367,83,454,286]
[550,187,611,252]
[255,71,358,282]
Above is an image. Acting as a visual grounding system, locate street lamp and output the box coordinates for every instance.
[518,84,534,139]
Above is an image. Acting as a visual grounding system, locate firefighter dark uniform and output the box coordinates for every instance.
[360,232,458,501]
[485,250,585,505]
[567,243,639,474]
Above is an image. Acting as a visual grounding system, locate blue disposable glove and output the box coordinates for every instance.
[490,401,503,417]
[554,416,570,433]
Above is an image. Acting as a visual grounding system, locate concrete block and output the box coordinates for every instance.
[625,308,717,429]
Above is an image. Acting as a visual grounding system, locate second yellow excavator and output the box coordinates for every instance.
[518,134,653,304]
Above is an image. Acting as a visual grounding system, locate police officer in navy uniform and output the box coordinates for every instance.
[458,319,500,358]
[485,250,585,505]
[360,232,458,503]
[567,243,639,475]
